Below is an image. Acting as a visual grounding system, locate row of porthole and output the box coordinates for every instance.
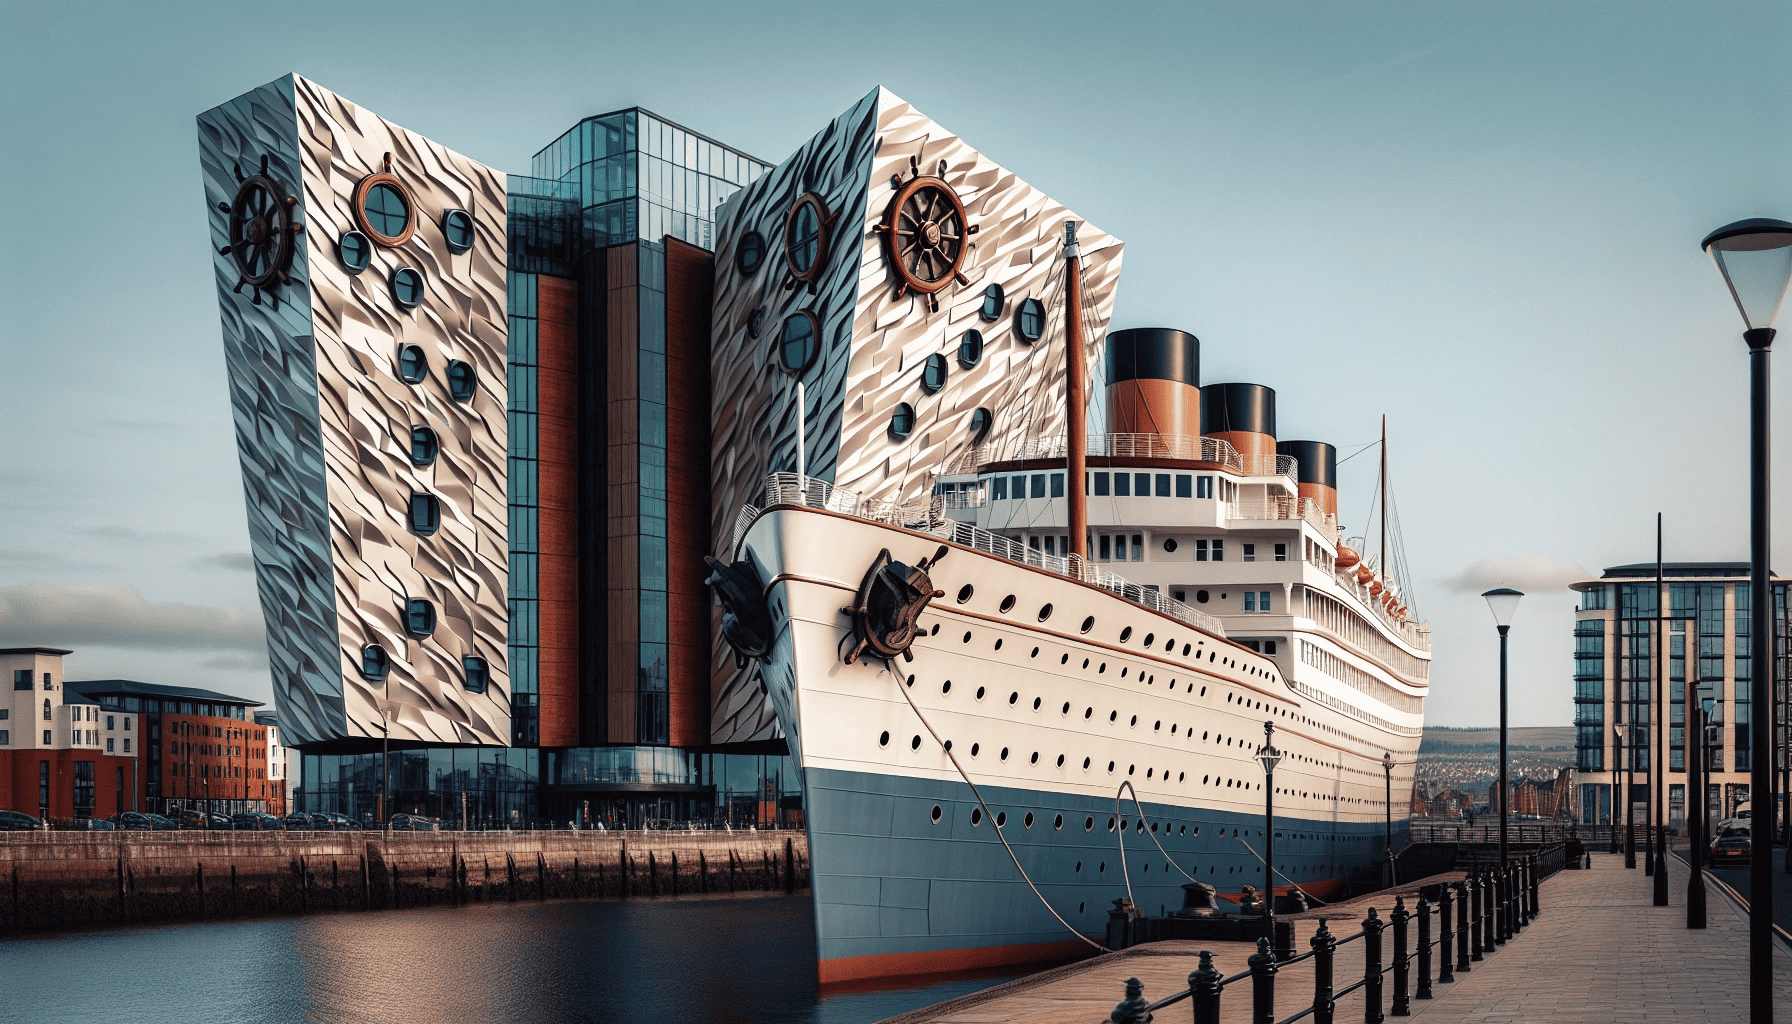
[358,643,489,695]
[883,730,1264,790]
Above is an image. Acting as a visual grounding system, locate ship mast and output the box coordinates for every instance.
[1379,414,1387,577]
[1064,222,1088,561]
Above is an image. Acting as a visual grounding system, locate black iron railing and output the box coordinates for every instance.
[1104,853,1554,1023]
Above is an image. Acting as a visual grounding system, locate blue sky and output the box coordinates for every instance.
[1,1,1788,725]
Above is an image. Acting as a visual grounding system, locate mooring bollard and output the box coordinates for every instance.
[1362,906,1385,1024]
[1391,897,1411,1016]
[1311,918,1336,1024]
[1190,949,1224,1024]
[1249,936,1277,1024]
[1106,977,1150,1024]
[1416,894,1436,998]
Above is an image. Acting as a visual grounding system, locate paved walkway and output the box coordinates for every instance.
[880,853,1792,1023]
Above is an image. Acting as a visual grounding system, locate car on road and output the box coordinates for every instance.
[1711,829,1751,864]
[79,817,116,830]
[321,812,357,830]
[113,812,156,831]
[205,813,232,829]
[388,813,441,832]
[144,813,180,831]
[230,812,286,831]
[173,808,212,829]
[0,810,43,831]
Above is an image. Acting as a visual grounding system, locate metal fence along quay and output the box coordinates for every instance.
[1102,856,1546,1024]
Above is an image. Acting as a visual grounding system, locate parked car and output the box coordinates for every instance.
[113,812,156,831]
[145,813,180,831]
[1711,830,1751,864]
[173,808,211,829]
[205,813,232,829]
[388,813,441,832]
[229,812,285,831]
[0,810,42,831]
[322,812,356,830]
[80,817,116,831]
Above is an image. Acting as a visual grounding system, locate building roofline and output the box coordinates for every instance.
[0,647,74,657]
[1568,562,1786,588]
[530,106,770,168]
[63,679,264,707]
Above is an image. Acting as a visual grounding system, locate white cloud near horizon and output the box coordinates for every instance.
[1436,555,1592,596]
[0,583,264,653]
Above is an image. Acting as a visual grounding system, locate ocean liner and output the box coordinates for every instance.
[704,88,1429,984]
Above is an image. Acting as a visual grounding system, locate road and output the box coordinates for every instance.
[1673,843,1792,937]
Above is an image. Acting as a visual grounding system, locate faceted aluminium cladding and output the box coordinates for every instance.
[199,75,510,747]
[707,87,1124,743]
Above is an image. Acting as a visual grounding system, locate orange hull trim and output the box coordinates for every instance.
[817,938,1094,985]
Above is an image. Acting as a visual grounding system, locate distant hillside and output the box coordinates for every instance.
[1421,726,1575,751]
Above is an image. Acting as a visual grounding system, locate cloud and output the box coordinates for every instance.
[0,549,63,567]
[190,552,255,572]
[0,583,265,653]
[1437,555,1592,595]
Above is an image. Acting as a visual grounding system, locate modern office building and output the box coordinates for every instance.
[199,75,798,827]
[1568,562,1790,831]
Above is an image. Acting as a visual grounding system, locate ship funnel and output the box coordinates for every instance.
[1201,383,1277,473]
[1106,328,1200,437]
[1276,440,1337,517]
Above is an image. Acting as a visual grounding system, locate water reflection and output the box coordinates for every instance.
[3,893,1022,1024]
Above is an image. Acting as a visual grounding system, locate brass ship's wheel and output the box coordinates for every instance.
[876,157,977,311]
[217,154,303,307]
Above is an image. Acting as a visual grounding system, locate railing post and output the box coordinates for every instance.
[1106,977,1150,1024]
[1503,863,1516,940]
[1391,897,1411,1016]
[1465,875,1482,963]
[1441,883,1460,980]
[1190,949,1224,1024]
[1249,936,1278,1024]
[1482,868,1497,950]
[1530,854,1541,917]
[1517,860,1530,927]
[1417,894,1436,997]
[1311,918,1336,1024]
[1363,906,1385,1024]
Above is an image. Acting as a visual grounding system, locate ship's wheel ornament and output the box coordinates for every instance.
[875,157,977,312]
[216,154,303,308]
[841,545,948,665]
[704,554,773,668]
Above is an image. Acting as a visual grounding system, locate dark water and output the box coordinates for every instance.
[0,893,1025,1024]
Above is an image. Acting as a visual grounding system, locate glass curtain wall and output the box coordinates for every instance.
[1735,583,1751,771]
[1573,617,1604,770]
[300,748,540,827]
[1699,583,1727,771]
[1619,584,1655,773]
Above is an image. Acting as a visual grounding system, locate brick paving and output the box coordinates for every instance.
[880,852,1792,1023]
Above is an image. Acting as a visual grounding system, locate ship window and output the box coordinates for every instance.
[1030,474,1046,499]
[736,230,765,275]
[991,477,1007,500]
[1093,472,1109,496]
[880,731,890,747]
[999,594,1016,613]
[405,598,436,637]
[409,425,438,465]
[462,656,488,693]
[1080,616,1095,634]
[778,311,820,374]
[930,804,941,823]
[1050,473,1064,498]
[359,645,389,680]
[338,231,371,272]
[956,585,974,604]
[1265,641,1277,655]
[1177,474,1192,498]
[397,345,428,383]
[1196,590,1210,603]
[970,808,982,827]
[1173,589,1186,602]
[1163,538,1178,553]
[1043,536,1055,556]
[442,209,475,253]
[1011,474,1026,497]
[1245,593,1256,612]
[1131,535,1143,561]
[1156,474,1171,497]
[1275,543,1288,562]
[390,267,424,309]
[921,353,949,394]
[1015,298,1045,342]
[888,402,915,439]
[1212,540,1224,561]
[446,360,476,401]
[958,329,984,368]
[980,284,1005,322]
[1114,473,1130,497]
[1196,475,1214,499]
[409,493,440,535]
[1244,543,1256,562]
[1099,535,1111,561]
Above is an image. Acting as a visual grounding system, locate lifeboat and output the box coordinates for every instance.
[1369,578,1384,596]
[1334,545,1360,570]
[1355,564,1374,585]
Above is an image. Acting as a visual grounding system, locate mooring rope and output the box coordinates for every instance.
[1112,780,1203,909]
[1231,835,1334,906]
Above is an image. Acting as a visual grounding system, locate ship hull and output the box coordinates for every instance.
[736,504,1421,983]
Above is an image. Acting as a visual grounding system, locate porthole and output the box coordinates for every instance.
[971,743,981,757]
[993,638,1003,651]
[736,230,766,275]
[404,598,436,638]
[408,493,440,535]
[1015,297,1045,343]
[889,402,916,439]
[446,360,476,401]
[969,407,994,444]
[956,584,974,604]
[1084,708,1093,719]
[1037,603,1053,622]
[441,209,475,254]
[1079,902,1086,913]
[359,644,389,680]
[1031,697,1041,711]
[1162,538,1178,553]
[880,731,890,747]
[1061,702,1070,715]
[1143,633,1155,647]
[1109,710,1118,722]
[1000,594,1016,613]
[999,747,1009,761]
[962,631,972,644]
[1008,692,1019,705]
[975,686,986,700]
[784,193,830,281]
[995,812,1007,828]
[970,808,982,827]
[1130,715,1138,727]
[338,230,372,273]
[778,311,820,374]
[1196,590,1210,603]
[390,267,424,309]
[1053,814,1063,830]
[1119,626,1133,643]
[1084,816,1094,831]
[958,329,984,368]
[930,804,942,823]
[979,283,1005,322]
[941,680,952,695]
[408,425,439,466]
[354,171,414,246]
[1056,754,1065,767]
[921,353,948,394]
[1083,758,1091,770]
[462,656,489,694]
[1107,761,1116,773]
[1080,616,1095,634]
[911,735,921,750]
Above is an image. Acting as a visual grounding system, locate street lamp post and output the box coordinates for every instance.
[1482,588,1523,867]
[1382,752,1397,887]
[1702,217,1792,1024]
[1689,682,1715,929]
[1257,721,1282,949]
[1614,722,1628,862]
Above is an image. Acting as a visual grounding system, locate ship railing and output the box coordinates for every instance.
[748,473,1227,637]
[943,433,1249,475]
[1226,495,1343,542]
[1332,563,1431,650]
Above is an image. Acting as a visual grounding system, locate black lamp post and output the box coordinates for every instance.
[1614,722,1628,861]
[1257,721,1282,944]
[1382,751,1397,887]
[1689,681,1716,929]
[1701,216,1792,1024]
[1482,588,1522,867]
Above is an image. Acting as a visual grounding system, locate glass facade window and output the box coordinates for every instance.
[441,209,474,253]
[405,598,436,638]
[959,329,984,368]
[921,353,948,393]
[398,344,427,383]
[390,267,424,308]
[409,425,439,465]
[889,403,915,439]
[363,183,410,237]
[446,360,476,401]
[969,407,993,444]
[408,493,440,535]
[1015,297,1044,342]
[338,231,371,272]
[980,284,1005,321]
[1735,583,1751,770]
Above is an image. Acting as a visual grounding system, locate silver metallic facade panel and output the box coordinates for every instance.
[201,75,510,747]
[707,87,1124,744]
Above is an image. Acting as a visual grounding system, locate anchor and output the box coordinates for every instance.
[840,545,948,665]
[703,554,773,667]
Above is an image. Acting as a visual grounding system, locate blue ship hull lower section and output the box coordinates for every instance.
[805,766,1405,982]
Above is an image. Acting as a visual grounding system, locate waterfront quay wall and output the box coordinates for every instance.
[0,829,808,935]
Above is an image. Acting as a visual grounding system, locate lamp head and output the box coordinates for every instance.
[1702,217,1792,331]
[1257,743,1282,775]
[1481,587,1524,629]
[1699,681,1718,717]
